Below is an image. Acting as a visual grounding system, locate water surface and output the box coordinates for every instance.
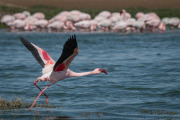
[0,30,180,119]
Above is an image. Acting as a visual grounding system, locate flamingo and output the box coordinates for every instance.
[132,20,145,32]
[47,21,65,32]
[34,19,49,31]
[1,15,15,24]
[90,20,98,32]
[79,13,91,21]
[178,23,180,29]
[158,22,166,32]
[74,20,91,31]
[65,21,76,31]
[169,17,180,27]
[13,13,26,20]
[14,19,26,28]
[19,35,107,110]
[32,12,45,20]
[145,18,161,32]
[97,11,111,18]
[22,11,31,17]
[120,9,131,21]
[113,21,129,32]
[135,12,145,20]
[49,15,67,23]
[162,17,170,25]
[98,19,112,31]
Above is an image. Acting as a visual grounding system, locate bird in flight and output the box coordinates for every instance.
[19,35,107,110]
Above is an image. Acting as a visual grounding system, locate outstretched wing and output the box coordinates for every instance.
[53,35,78,72]
[19,35,55,68]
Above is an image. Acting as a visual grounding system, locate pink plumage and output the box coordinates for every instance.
[19,35,107,110]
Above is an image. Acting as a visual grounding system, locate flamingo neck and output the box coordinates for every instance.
[68,70,94,77]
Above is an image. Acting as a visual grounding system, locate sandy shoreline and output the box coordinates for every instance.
[0,0,180,9]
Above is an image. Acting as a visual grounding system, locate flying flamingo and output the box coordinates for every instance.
[19,35,107,110]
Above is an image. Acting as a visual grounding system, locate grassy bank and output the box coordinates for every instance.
[0,97,28,109]
[1,5,180,19]
[0,5,180,28]
[0,97,56,110]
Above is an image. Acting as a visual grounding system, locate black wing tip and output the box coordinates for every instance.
[65,34,78,47]
[18,34,23,40]
[68,34,76,41]
[18,35,32,46]
[18,34,27,43]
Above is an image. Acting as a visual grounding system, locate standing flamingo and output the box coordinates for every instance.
[19,35,107,110]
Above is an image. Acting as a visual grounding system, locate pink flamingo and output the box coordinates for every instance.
[120,9,131,21]
[178,23,180,29]
[74,20,91,31]
[47,21,66,32]
[1,15,15,26]
[90,20,98,32]
[79,13,91,21]
[19,35,107,110]
[145,18,161,32]
[135,12,145,20]
[32,12,45,20]
[13,13,26,20]
[98,19,112,31]
[34,19,49,31]
[97,11,111,18]
[65,21,76,31]
[158,22,166,32]
[8,19,26,31]
[113,21,128,32]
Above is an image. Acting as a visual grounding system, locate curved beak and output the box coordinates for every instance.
[101,69,107,75]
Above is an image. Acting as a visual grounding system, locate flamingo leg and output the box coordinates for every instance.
[29,85,50,110]
[33,80,48,104]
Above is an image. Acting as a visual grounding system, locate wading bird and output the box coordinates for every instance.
[19,35,107,110]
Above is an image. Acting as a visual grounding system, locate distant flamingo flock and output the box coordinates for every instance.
[1,9,180,33]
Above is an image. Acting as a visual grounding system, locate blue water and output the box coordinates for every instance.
[0,30,180,119]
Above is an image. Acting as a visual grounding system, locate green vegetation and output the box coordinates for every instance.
[80,7,180,19]
[0,97,28,109]
[141,109,178,115]
[0,5,24,14]
[1,5,180,19]
[0,5,180,28]
[0,97,56,110]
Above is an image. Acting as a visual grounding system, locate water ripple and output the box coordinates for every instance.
[0,31,180,119]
